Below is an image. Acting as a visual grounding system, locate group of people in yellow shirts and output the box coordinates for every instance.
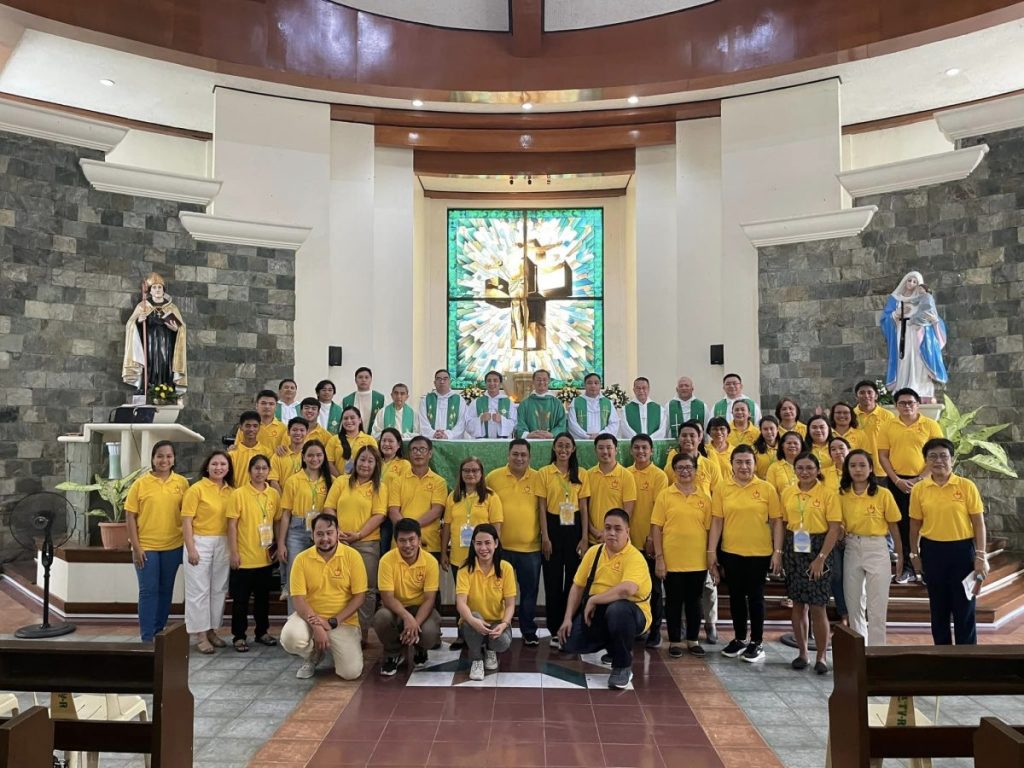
[121,377,987,687]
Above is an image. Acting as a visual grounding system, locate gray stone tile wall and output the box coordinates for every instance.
[0,131,295,539]
[758,127,1024,548]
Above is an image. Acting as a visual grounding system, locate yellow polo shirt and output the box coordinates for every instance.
[125,472,188,551]
[766,460,797,497]
[291,424,333,449]
[833,427,868,453]
[626,463,669,549]
[877,415,943,476]
[706,443,733,479]
[755,448,778,480]
[810,443,834,470]
[854,405,895,477]
[573,543,652,632]
[662,451,722,497]
[289,544,367,623]
[324,477,387,541]
[226,483,281,568]
[539,464,591,516]
[269,446,304,485]
[280,472,330,530]
[780,482,842,534]
[711,477,782,557]
[779,421,807,439]
[443,491,504,568]
[824,466,843,493]
[727,424,760,449]
[234,420,287,453]
[840,486,901,537]
[587,464,638,543]
[180,478,232,537]
[382,457,412,488]
[456,561,517,622]
[378,547,440,607]
[388,469,448,552]
[333,432,378,471]
[228,442,274,488]
[486,466,543,553]
[910,475,984,541]
[651,485,712,572]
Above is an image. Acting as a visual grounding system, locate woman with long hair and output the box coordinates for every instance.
[663,421,721,495]
[376,427,410,553]
[334,405,378,475]
[753,416,781,480]
[705,416,733,478]
[456,523,517,680]
[825,437,850,492]
[830,402,867,453]
[539,432,590,649]
[775,397,806,438]
[806,415,834,470]
[277,440,331,612]
[125,440,189,642]
[443,457,504,575]
[181,450,234,653]
[766,431,804,496]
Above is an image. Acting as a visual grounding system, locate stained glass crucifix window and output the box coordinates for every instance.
[447,208,604,389]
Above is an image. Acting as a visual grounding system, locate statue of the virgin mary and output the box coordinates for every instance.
[880,271,947,401]
[122,273,188,393]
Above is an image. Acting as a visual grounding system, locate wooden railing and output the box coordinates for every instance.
[829,626,1024,767]
[975,717,1024,767]
[0,707,53,767]
[0,624,193,768]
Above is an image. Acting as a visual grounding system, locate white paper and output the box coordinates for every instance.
[962,571,980,600]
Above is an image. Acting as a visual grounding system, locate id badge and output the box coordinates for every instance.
[793,528,811,554]
[304,509,317,531]
[558,502,575,526]
[258,522,273,548]
[460,524,473,547]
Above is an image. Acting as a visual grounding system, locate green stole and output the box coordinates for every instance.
[475,395,511,417]
[425,392,461,430]
[573,396,611,430]
[713,397,755,420]
[325,402,342,433]
[667,399,705,437]
[624,401,662,434]
[382,404,415,433]
[275,403,283,421]
[342,390,385,427]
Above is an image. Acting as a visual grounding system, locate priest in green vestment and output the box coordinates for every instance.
[418,369,466,439]
[342,366,385,431]
[373,382,419,439]
[710,372,761,424]
[664,375,708,438]
[515,369,566,438]
[467,370,517,439]
[620,376,666,439]
[315,379,342,433]
[568,372,619,440]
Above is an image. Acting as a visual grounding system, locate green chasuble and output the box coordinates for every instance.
[342,390,385,428]
[624,400,662,435]
[667,399,706,438]
[425,392,462,430]
[515,394,566,437]
[381,404,415,433]
[713,397,756,420]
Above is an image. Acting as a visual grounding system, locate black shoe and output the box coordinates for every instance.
[523,634,539,647]
[791,656,809,671]
[669,645,684,658]
[380,656,403,676]
[449,639,465,651]
[721,639,746,658]
[431,640,442,650]
[645,632,662,649]
[600,653,613,665]
[814,660,829,675]
[414,647,428,667]
[688,644,706,658]
[741,642,765,663]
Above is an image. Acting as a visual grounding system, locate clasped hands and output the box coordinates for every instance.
[467,615,507,639]
[306,614,334,651]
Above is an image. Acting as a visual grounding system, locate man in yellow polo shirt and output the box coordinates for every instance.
[587,434,637,544]
[877,387,943,583]
[626,434,668,649]
[228,411,274,488]
[486,439,544,645]
[387,436,448,561]
[558,508,652,690]
[853,379,895,478]
[373,518,442,675]
[281,513,367,680]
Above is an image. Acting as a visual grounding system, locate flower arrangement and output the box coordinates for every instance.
[461,384,485,404]
[557,385,579,408]
[875,380,894,406]
[603,384,630,408]
[149,383,181,406]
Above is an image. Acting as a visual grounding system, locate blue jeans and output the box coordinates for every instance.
[136,547,183,642]
[284,519,313,615]
[831,543,847,617]
[504,550,542,637]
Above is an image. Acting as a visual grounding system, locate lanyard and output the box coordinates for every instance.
[308,477,321,512]
[556,471,573,502]
[463,494,475,525]
[254,492,269,524]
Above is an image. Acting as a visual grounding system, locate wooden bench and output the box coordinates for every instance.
[976,717,1024,767]
[829,626,1024,767]
[0,624,192,768]
[0,706,53,768]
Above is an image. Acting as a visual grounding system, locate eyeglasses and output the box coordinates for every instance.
[896,400,916,407]
[409,446,430,454]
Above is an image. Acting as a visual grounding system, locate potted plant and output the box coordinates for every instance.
[55,468,145,550]
[149,383,183,424]
[938,395,1017,478]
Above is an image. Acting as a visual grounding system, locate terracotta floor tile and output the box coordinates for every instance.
[489,720,547,743]
[326,718,389,742]
[594,704,647,724]
[441,697,495,722]
[308,740,379,766]
[692,707,751,727]
[391,699,444,721]
[381,720,438,742]
[434,720,491,742]
[715,747,786,768]
[494,687,544,704]
[602,742,665,768]
[253,738,323,764]
[492,699,545,721]
[291,700,348,721]
[651,723,711,747]
[485,741,547,767]
[597,722,656,744]
[704,725,769,748]
[399,687,458,704]
[425,740,494,767]
[641,705,699,725]
[544,740,606,767]
[544,722,601,743]
[543,687,592,704]
[634,687,688,706]
[544,703,598,724]
[656,745,725,767]
[683,690,736,709]
[368,740,431,766]
[273,717,335,740]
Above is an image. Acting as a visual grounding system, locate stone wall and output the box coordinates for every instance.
[0,131,295,537]
[758,126,1024,548]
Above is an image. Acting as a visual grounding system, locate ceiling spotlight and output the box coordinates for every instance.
[627,95,639,105]
[509,175,514,186]
[546,174,552,185]
[527,175,533,185]
[412,99,424,108]
[521,102,533,111]
[945,68,961,77]
[100,79,116,87]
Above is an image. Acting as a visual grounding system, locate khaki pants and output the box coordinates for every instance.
[280,613,363,679]
[372,606,442,656]
[844,534,890,646]
[351,541,380,637]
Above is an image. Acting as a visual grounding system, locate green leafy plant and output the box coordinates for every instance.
[875,379,895,406]
[938,394,1017,478]
[55,468,145,523]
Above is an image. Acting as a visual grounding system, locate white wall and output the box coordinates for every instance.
[105,129,209,177]
[842,120,953,170]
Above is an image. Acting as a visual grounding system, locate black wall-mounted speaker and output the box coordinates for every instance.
[710,344,724,366]
[328,346,343,367]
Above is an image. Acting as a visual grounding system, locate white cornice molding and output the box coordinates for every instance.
[0,98,127,151]
[179,212,311,251]
[837,145,989,198]
[935,93,1024,141]
[79,159,223,205]
[741,206,878,248]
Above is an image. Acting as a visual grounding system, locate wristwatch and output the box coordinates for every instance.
[327,617,338,630]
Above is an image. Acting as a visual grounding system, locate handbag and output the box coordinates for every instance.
[575,545,603,618]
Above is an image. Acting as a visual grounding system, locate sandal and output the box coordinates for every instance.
[196,639,215,655]
[233,638,250,653]
[255,634,278,647]
[206,631,227,648]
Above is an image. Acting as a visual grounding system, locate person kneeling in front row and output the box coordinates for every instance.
[281,513,367,680]
[456,524,517,681]
[374,518,443,676]
[558,508,653,690]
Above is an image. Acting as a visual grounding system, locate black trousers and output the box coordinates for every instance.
[644,554,664,641]
[920,538,977,645]
[542,513,582,632]
[719,552,770,644]
[664,570,708,643]
[563,600,646,669]
[230,565,274,641]
[888,475,916,566]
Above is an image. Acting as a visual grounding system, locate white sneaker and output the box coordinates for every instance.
[469,660,485,681]
[484,649,498,671]
[296,649,323,679]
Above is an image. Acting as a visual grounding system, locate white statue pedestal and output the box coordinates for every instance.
[59,422,204,478]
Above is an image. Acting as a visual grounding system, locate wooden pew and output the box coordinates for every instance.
[975,717,1024,767]
[829,626,1024,767]
[0,624,192,768]
[0,706,53,768]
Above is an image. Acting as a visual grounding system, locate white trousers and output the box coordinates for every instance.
[280,613,363,680]
[843,534,891,646]
[183,535,229,634]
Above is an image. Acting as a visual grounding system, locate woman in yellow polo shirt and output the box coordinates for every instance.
[377,427,410,553]
[455,523,517,681]
[825,436,852,625]
[226,454,281,652]
[181,450,234,653]
[652,453,712,659]
[780,453,842,674]
[727,401,760,448]
[830,402,867,454]
[705,417,733,478]
[839,449,903,646]
[125,440,189,642]
[277,440,332,612]
[753,416,780,479]
[662,421,721,496]
[707,445,783,663]
[325,444,387,642]
[539,432,591,649]
[775,397,806,438]
[442,457,504,574]
[337,406,378,475]
[766,431,804,496]
[909,437,988,646]
[806,416,834,470]
[824,437,850,492]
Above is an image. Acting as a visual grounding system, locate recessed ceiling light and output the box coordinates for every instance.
[945,68,961,77]
[412,99,424,108]
[99,79,115,87]
[627,95,639,105]
[521,102,533,111]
